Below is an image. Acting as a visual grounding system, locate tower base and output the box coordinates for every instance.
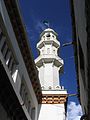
[38,90,67,120]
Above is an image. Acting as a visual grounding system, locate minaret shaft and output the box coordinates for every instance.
[39,63,60,89]
[35,28,64,90]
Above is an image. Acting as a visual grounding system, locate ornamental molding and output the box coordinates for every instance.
[42,94,67,104]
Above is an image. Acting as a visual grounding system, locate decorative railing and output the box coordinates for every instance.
[41,85,65,90]
[0,27,35,117]
[0,28,18,82]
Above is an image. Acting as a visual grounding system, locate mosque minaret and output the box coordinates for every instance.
[35,28,67,120]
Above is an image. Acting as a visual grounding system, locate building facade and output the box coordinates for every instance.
[70,0,90,119]
[0,0,42,120]
[35,28,67,120]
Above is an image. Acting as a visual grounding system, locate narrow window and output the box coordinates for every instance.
[53,49,55,54]
[46,33,50,37]
[52,35,54,38]
[47,48,50,54]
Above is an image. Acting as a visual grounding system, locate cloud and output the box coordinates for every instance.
[26,20,46,37]
[35,21,46,33]
[66,101,83,120]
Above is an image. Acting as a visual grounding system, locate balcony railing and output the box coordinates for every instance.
[0,28,18,82]
[0,27,34,118]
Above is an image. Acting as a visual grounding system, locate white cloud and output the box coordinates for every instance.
[26,20,46,37]
[66,101,83,120]
[35,21,46,32]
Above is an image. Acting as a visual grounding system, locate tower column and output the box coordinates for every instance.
[35,28,68,120]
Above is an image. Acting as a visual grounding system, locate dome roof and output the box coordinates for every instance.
[44,28,55,32]
[40,28,58,37]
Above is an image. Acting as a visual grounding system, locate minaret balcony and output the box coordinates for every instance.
[37,38,60,49]
[35,54,64,67]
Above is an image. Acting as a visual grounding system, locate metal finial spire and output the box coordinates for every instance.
[43,20,49,28]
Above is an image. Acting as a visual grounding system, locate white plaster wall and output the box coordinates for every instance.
[39,66,44,86]
[52,46,58,55]
[40,44,58,56]
[42,90,67,95]
[38,104,65,120]
[53,65,60,87]
[45,44,52,54]
[44,63,53,89]
[40,46,45,55]
[38,62,61,89]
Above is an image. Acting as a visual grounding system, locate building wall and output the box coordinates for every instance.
[38,104,65,120]
[44,63,53,88]
[71,0,88,115]
[38,66,44,87]
[53,65,60,87]
[39,63,60,89]
[0,0,41,119]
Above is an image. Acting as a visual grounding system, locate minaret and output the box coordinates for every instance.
[35,28,67,120]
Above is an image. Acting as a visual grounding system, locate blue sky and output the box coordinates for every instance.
[19,0,82,119]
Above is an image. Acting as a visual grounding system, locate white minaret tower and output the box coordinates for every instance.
[35,28,67,120]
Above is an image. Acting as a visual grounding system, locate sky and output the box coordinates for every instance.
[19,0,83,119]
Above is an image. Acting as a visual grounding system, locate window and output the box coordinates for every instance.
[52,35,54,38]
[43,36,45,40]
[46,33,50,37]
[53,49,55,54]
[47,48,50,54]
[42,49,44,54]
[49,86,52,89]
